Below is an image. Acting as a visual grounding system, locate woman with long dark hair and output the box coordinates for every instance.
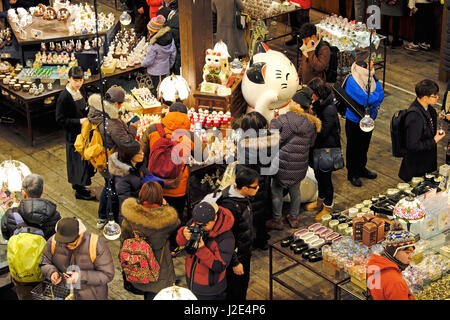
[55,66,95,200]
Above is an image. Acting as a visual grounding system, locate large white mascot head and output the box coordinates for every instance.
[242,42,299,121]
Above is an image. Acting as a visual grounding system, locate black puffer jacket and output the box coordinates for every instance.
[312,94,341,149]
[1,198,61,240]
[108,152,150,211]
[215,185,252,267]
[236,130,279,226]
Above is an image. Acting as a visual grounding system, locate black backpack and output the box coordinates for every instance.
[316,41,339,83]
[390,108,427,158]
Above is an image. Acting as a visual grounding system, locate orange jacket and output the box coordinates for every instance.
[148,112,192,197]
[366,253,414,300]
[147,0,163,19]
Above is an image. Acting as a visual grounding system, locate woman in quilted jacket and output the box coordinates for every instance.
[120,181,180,300]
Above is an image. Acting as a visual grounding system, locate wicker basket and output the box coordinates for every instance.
[31,281,71,300]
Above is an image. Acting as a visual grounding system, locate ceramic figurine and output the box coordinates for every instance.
[75,40,83,52]
[55,42,62,52]
[49,42,55,51]
[40,42,46,52]
[202,49,231,85]
[241,42,299,121]
[84,40,90,50]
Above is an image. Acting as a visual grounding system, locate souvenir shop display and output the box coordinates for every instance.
[122,112,161,141]
[202,48,231,87]
[131,87,161,108]
[187,108,232,130]
[188,129,238,166]
[0,28,13,49]
[241,0,296,20]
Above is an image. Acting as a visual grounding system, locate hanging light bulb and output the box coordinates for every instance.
[359,114,375,132]
[119,11,132,26]
[103,220,121,240]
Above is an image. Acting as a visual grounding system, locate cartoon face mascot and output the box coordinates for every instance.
[202,49,231,85]
[242,42,299,121]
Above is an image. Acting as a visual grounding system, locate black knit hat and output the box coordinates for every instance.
[292,87,313,109]
[118,140,141,163]
[169,102,188,114]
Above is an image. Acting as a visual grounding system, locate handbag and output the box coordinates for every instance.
[235,0,246,30]
[312,147,344,172]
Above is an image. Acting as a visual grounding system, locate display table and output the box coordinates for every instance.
[193,75,247,120]
[0,64,144,146]
[269,240,349,300]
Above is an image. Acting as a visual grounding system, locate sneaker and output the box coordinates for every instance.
[286,214,300,228]
[96,218,107,229]
[265,218,284,230]
[404,42,419,52]
[418,42,430,51]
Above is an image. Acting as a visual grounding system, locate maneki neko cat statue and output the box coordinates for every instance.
[202,49,231,85]
[242,42,299,121]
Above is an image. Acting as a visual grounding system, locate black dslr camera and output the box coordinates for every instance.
[185,223,208,255]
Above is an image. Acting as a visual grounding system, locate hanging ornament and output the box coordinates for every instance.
[359,114,375,132]
[119,11,132,26]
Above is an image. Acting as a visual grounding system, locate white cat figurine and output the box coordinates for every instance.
[242,42,299,121]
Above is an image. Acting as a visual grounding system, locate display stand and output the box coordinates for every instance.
[269,241,349,300]
[0,64,143,146]
[193,75,247,120]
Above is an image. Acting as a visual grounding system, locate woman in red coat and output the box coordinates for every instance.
[366,221,415,300]
[147,0,163,20]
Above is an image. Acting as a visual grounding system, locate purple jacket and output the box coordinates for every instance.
[142,27,177,76]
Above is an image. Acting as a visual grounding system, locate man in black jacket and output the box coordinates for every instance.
[398,80,446,182]
[1,173,61,300]
[164,0,180,75]
[205,166,260,300]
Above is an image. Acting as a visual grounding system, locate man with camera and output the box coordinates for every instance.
[176,201,235,300]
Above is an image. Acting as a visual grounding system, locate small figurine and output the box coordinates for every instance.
[84,40,91,51]
[49,42,55,51]
[40,42,46,52]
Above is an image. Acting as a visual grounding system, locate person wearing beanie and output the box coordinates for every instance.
[142,15,177,97]
[108,140,149,223]
[366,221,415,300]
[304,78,341,221]
[176,202,235,300]
[40,218,115,300]
[87,85,138,229]
[344,47,384,187]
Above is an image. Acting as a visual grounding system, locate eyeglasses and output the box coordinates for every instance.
[430,94,439,99]
[247,184,259,190]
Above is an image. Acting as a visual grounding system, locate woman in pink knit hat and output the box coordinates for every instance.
[142,15,177,97]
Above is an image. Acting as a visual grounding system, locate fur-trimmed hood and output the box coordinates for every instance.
[150,26,174,46]
[288,101,322,133]
[108,152,131,177]
[87,94,120,123]
[238,129,280,151]
[121,197,179,231]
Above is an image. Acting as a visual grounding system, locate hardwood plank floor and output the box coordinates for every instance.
[0,8,447,300]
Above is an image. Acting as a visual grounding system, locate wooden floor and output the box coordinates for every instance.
[0,8,447,300]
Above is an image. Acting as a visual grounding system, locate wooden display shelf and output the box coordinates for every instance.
[193,74,247,120]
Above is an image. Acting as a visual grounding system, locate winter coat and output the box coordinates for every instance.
[147,0,162,19]
[55,88,88,144]
[176,206,235,297]
[344,75,384,123]
[142,27,177,76]
[1,198,61,241]
[289,0,311,9]
[87,94,137,151]
[444,0,450,72]
[165,7,180,74]
[312,94,341,149]
[381,0,407,16]
[270,102,321,187]
[215,185,253,267]
[108,152,150,211]
[236,129,279,223]
[366,253,414,300]
[298,39,330,84]
[398,99,438,182]
[120,198,180,293]
[212,0,248,58]
[143,111,193,197]
[40,232,115,300]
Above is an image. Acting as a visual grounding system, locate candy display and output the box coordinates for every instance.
[415,274,450,300]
